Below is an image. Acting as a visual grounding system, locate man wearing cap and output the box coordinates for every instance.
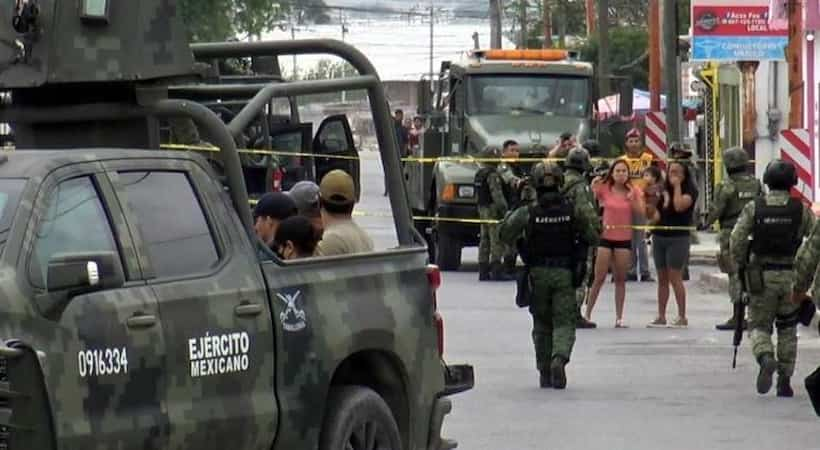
[619,128,656,282]
[287,180,324,241]
[253,192,298,248]
[315,169,374,257]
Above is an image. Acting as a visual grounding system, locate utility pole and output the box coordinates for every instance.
[662,0,681,145]
[585,0,595,36]
[430,2,435,86]
[519,0,528,48]
[542,0,553,48]
[649,0,660,110]
[597,0,609,97]
[788,0,803,129]
[490,0,502,48]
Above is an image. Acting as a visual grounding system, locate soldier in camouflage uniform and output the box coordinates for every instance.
[475,145,514,281]
[560,147,602,329]
[497,140,524,275]
[499,162,599,389]
[730,159,815,397]
[704,147,763,330]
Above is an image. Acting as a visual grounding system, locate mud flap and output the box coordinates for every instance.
[2,339,57,450]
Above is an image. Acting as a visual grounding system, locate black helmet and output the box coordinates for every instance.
[565,147,591,172]
[763,158,798,190]
[581,139,600,155]
[723,146,750,172]
[531,161,563,190]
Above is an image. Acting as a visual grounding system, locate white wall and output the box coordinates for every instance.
[752,61,790,181]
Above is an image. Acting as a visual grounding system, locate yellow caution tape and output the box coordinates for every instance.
[160,143,361,161]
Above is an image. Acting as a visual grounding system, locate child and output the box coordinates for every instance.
[642,165,664,215]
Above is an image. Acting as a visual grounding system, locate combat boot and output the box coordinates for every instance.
[539,370,552,388]
[716,313,748,331]
[777,375,794,398]
[550,356,568,389]
[490,262,514,281]
[478,263,491,281]
[756,353,777,394]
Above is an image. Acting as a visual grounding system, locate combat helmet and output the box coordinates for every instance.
[565,147,591,173]
[479,145,502,166]
[763,159,798,190]
[581,139,600,156]
[531,161,564,190]
[723,147,750,173]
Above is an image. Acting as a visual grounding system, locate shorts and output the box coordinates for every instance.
[652,235,690,270]
[599,239,631,250]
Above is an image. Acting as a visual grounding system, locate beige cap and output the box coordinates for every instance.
[319,169,355,205]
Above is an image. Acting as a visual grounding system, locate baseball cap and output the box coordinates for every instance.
[319,170,356,205]
[253,192,297,220]
[625,128,641,139]
[287,181,321,217]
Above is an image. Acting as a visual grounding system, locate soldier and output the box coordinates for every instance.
[498,140,524,274]
[475,145,514,281]
[704,147,763,331]
[499,162,599,389]
[730,159,815,397]
[561,147,602,329]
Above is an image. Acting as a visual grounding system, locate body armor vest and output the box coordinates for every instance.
[751,197,803,257]
[527,196,575,265]
[474,166,493,206]
[721,176,762,228]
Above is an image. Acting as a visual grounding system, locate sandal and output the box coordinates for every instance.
[670,317,688,328]
[615,319,629,328]
[646,317,667,328]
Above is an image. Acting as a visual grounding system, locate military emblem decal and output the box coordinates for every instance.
[277,290,307,332]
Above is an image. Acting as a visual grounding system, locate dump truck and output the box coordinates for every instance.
[0,1,472,450]
[408,49,633,270]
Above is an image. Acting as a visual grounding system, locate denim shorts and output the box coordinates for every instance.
[652,235,690,270]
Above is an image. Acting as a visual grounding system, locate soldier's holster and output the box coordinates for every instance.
[515,267,531,308]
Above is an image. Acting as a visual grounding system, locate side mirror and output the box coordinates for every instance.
[38,251,125,319]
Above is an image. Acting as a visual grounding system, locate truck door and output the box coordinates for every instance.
[103,159,277,450]
[22,166,169,450]
[313,114,361,200]
[270,123,314,190]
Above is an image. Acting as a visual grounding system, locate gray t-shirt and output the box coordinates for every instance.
[314,219,374,257]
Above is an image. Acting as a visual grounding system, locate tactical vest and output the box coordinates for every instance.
[526,196,575,265]
[474,166,494,206]
[720,177,762,228]
[751,197,803,257]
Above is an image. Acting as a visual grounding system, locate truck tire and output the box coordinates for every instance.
[319,386,402,450]
[435,231,462,271]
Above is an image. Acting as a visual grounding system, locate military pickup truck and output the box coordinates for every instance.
[408,49,633,269]
[0,1,472,450]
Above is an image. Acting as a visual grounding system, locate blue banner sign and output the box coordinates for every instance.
[692,36,788,61]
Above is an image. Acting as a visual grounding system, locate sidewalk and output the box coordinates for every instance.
[687,231,729,291]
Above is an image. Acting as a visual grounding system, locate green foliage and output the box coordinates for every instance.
[179,0,331,43]
[572,27,650,91]
[294,59,366,104]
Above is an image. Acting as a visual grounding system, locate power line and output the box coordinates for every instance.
[273,1,489,19]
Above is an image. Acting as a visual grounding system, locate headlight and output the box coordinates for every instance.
[458,185,475,198]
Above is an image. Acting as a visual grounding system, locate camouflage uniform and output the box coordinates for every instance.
[475,147,512,281]
[704,147,763,330]
[499,163,599,388]
[497,161,523,271]
[561,167,601,327]
[731,187,814,395]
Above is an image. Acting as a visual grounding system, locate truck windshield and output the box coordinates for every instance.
[467,75,590,117]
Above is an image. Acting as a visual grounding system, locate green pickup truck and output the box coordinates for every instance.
[0,1,472,449]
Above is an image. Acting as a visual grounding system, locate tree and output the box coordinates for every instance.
[572,27,650,91]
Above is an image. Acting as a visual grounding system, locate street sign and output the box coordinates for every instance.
[691,1,788,61]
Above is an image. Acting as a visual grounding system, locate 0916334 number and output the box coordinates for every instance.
[78,348,128,377]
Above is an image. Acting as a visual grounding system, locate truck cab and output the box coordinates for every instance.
[409,49,631,270]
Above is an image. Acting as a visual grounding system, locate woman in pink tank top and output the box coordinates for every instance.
[585,159,646,327]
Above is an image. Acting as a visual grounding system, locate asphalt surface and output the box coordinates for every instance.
[355,152,820,450]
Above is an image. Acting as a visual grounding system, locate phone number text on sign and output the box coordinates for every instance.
[78,348,129,377]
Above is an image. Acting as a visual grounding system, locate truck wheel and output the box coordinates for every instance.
[319,386,402,450]
[435,231,462,271]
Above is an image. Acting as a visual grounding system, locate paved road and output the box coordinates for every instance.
[355,153,820,450]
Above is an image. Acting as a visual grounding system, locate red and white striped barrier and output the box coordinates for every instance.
[644,112,667,164]
[779,129,814,204]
